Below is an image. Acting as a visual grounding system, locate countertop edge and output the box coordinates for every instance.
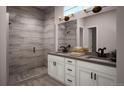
[48,52,116,68]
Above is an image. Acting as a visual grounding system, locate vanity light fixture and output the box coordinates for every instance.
[84,6,103,13]
[59,13,74,22]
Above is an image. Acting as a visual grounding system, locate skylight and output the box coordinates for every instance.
[64,6,91,16]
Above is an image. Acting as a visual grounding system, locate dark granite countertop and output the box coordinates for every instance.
[48,52,116,68]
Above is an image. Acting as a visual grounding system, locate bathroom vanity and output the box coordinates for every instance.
[48,52,116,86]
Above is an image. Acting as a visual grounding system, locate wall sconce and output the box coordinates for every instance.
[59,13,74,22]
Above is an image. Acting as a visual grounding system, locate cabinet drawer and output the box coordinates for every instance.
[65,75,75,86]
[65,64,75,76]
[65,58,75,65]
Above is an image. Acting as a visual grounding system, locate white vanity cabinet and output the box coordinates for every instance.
[48,55,65,83]
[48,54,116,86]
[76,67,95,86]
[76,60,116,86]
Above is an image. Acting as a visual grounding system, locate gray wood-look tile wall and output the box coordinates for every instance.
[42,7,55,66]
[7,6,55,74]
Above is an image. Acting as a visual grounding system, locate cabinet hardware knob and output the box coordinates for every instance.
[94,73,96,80]
[67,79,72,82]
[67,69,72,71]
[53,61,56,66]
[91,72,93,79]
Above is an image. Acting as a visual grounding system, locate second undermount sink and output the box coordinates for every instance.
[86,56,110,62]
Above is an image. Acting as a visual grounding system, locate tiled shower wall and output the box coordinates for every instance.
[7,7,55,74]
[43,7,55,66]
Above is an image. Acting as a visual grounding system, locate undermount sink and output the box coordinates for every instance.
[86,56,110,62]
[55,52,84,57]
[55,52,70,55]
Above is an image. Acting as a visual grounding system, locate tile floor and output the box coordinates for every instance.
[8,66,64,86]
[15,74,64,86]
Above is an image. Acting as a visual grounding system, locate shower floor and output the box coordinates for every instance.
[9,66,64,86]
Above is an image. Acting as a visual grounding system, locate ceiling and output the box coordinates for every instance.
[36,6,53,10]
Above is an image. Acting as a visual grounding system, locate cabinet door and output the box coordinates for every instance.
[77,67,94,86]
[56,62,65,82]
[48,60,57,79]
[95,73,116,86]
